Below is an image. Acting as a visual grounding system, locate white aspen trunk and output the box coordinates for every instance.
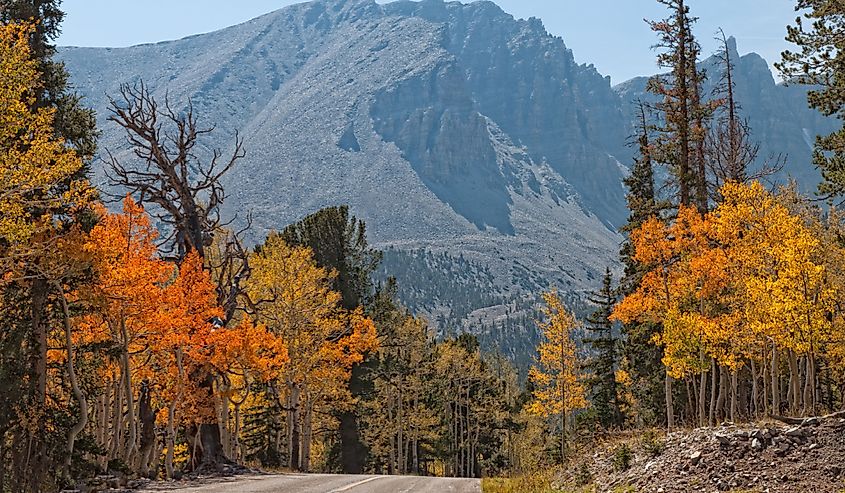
[95,392,108,471]
[709,360,717,426]
[802,354,815,415]
[166,349,185,479]
[788,350,800,415]
[111,372,125,460]
[665,373,674,430]
[301,392,312,472]
[730,369,738,422]
[165,403,177,479]
[771,345,780,416]
[751,359,759,418]
[698,354,707,427]
[233,402,242,463]
[120,319,137,466]
[288,383,301,471]
[716,366,728,421]
[217,389,230,458]
[59,290,88,478]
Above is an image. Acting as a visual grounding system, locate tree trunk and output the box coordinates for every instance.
[301,393,312,472]
[120,319,137,466]
[233,402,242,463]
[289,384,301,471]
[59,288,88,479]
[771,345,780,415]
[730,369,738,423]
[165,403,177,479]
[751,359,759,418]
[191,376,230,469]
[166,349,185,479]
[709,360,717,427]
[217,389,230,458]
[665,373,674,429]
[698,359,707,427]
[716,366,727,422]
[802,354,815,415]
[138,382,156,478]
[788,350,800,415]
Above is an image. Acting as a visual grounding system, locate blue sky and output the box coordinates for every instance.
[58,0,799,84]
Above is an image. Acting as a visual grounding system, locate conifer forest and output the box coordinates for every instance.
[1,0,845,492]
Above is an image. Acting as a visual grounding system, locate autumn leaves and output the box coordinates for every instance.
[244,234,377,471]
[64,196,380,476]
[0,23,90,262]
[614,182,845,422]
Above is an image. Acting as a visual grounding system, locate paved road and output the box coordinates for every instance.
[140,474,482,493]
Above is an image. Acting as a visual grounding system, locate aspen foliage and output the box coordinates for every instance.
[614,181,845,418]
[528,290,588,459]
[528,290,588,418]
[0,22,92,264]
[243,233,377,470]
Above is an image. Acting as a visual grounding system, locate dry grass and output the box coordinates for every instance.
[481,469,600,493]
[481,470,561,493]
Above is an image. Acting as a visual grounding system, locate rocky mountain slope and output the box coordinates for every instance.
[58,0,835,356]
[59,0,626,346]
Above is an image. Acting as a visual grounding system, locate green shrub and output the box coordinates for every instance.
[612,444,633,472]
[640,429,666,458]
[574,463,593,487]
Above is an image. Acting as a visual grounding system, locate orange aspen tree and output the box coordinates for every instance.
[80,197,173,470]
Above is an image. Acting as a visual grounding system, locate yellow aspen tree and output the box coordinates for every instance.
[245,234,377,471]
[0,23,91,259]
[718,182,836,415]
[528,290,587,459]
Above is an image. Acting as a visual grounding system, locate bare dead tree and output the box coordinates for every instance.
[105,80,250,468]
[708,30,784,192]
[105,81,245,262]
[207,218,254,324]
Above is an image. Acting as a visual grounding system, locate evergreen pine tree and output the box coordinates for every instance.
[640,0,714,429]
[646,0,711,212]
[777,1,845,201]
[241,384,286,468]
[583,268,622,429]
[619,102,668,428]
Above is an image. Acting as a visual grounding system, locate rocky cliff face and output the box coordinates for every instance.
[59,0,626,350]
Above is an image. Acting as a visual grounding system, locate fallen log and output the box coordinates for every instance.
[770,410,845,426]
